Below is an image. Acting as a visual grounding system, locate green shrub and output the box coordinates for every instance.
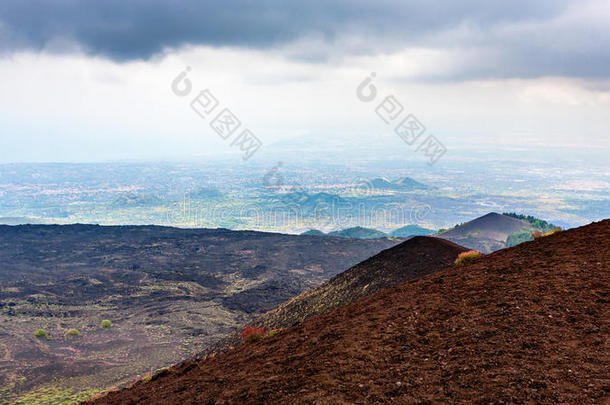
[33,329,50,340]
[506,229,534,247]
[267,329,282,338]
[455,250,482,265]
[65,328,80,338]
[100,319,113,328]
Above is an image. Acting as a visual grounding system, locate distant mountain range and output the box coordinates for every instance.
[302,225,436,239]
[271,192,346,213]
[369,176,430,191]
[273,176,430,212]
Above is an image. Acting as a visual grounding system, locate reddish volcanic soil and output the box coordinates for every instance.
[92,220,610,404]
[208,236,469,354]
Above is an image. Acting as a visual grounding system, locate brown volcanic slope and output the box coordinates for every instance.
[437,212,531,253]
[208,236,468,353]
[93,220,610,404]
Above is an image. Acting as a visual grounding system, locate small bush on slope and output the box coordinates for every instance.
[65,328,80,338]
[455,250,482,265]
[532,226,562,239]
[544,227,563,236]
[100,320,112,328]
[239,327,283,344]
[241,326,266,344]
[268,329,283,338]
[33,329,50,340]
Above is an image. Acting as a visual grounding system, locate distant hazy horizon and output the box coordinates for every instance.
[0,1,608,230]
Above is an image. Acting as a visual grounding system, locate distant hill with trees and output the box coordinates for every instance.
[390,225,436,237]
[301,227,390,239]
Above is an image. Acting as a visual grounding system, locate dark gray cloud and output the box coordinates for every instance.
[0,0,608,79]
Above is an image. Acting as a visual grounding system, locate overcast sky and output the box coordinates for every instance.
[0,0,609,163]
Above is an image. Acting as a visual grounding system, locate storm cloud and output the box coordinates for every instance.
[0,0,608,79]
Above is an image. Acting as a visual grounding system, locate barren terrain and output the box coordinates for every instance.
[95,220,609,404]
[0,225,398,402]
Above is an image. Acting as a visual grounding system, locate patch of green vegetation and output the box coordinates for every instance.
[0,376,27,400]
[506,229,534,247]
[268,329,282,338]
[504,214,560,247]
[100,319,112,328]
[503,213,557,232]
[33,329,50,340]
[64,328,80,338]
[9,385,98,405]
